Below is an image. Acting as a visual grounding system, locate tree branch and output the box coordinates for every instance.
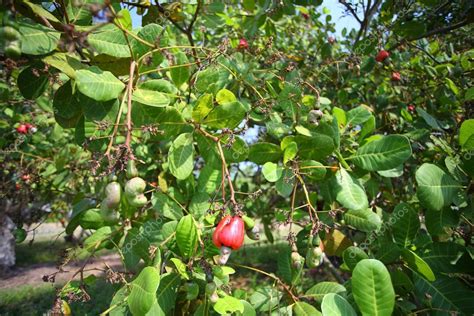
[390,19,472,50]
[125,61,136,159]
[338,0,362,24]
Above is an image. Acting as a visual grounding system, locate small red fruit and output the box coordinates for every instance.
[375,50,389,62]
[21,174,30,182]
[16,124,28,134]
[237,38,249,50]
[407,104,415,112]
[301,13,310,20]
[213,215,245,250]
[391,71,401,81]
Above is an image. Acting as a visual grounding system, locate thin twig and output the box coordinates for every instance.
[125,61,136,159]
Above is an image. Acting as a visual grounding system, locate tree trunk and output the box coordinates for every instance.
[0,215,15,270]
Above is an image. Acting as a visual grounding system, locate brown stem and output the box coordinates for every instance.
[216,141,237,207]
[125,61,136,159]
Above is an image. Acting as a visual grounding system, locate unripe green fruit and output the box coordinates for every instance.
[5,41,21,59]
[246,225,260,240]
[306,246,324,268]
[205,282,217,295]
[125,177,146,196]
[103,182,121,209]
[184,282,199,300]
[291,251,304,269]
[126,160,138,179]
[124,177,148,207]
[209,292,219,303]
[128,194,148,207]
[1,26,20,41]
[242,215,255,230]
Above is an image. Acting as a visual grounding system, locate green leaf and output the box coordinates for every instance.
[79,209,105,229]
[393,20,427,39]
[131,24,168,62]
[18,20,60,55]
[276,168,295,197]
[132,88,170,107]
[305,282,347,303]
[413,274,474,315]
[391,203,420,247]
[344,209,381,232]
[88,25,131,58]
[149,273,180,316]
[43,53,87,79]
[415,163,462,211]
[293,302,322,316]
[295,134,335,160]
[216,88,237,104]
[170,51,190,87]
[352,259,395,316]
[236,300,256,316]
[416,108,443,130]
[465,87,474,101]
[332,169,368,211]
[248,143,282,164]
[76,66,125,101]
[168,133,194,180]
[283,141,298,163]
[109,286,129,316]
[421,242,466,274]
[170,258,189,280]
[351,135,412,171]
[176,214,198,259]
[377,165,403,178]
[401,249,435,281]
[152,192,183,220]
[22,1,60,23]
[132,105,185,138]
[425,207,459,236]
[115,9,132,30]
[192,94,214,123]
[346,106,371,126]
[128,267,160,316]
[189,192,210,217]
[343,246,369,271]
[262,162,283,182]
[300,160,327,180]
[202,101,246,129]
[445,78,459,95]
[222,135,249,162]
[214,296,245,315]
[83,226,112,252]
[321,293,357,316]
[249,287,282,312]
[17,64,49,100]
[459,119,474,150]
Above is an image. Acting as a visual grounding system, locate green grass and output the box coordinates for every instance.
[0,279,118,316]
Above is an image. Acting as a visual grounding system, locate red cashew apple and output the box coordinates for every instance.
[408,104,415,112]
[213,215,245,264]
[391,71,401,81]
[16,124,28,134]
[375,50,389,62]
[238,38,249,50]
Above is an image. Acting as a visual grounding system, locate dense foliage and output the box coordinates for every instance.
[1,0,473,315]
